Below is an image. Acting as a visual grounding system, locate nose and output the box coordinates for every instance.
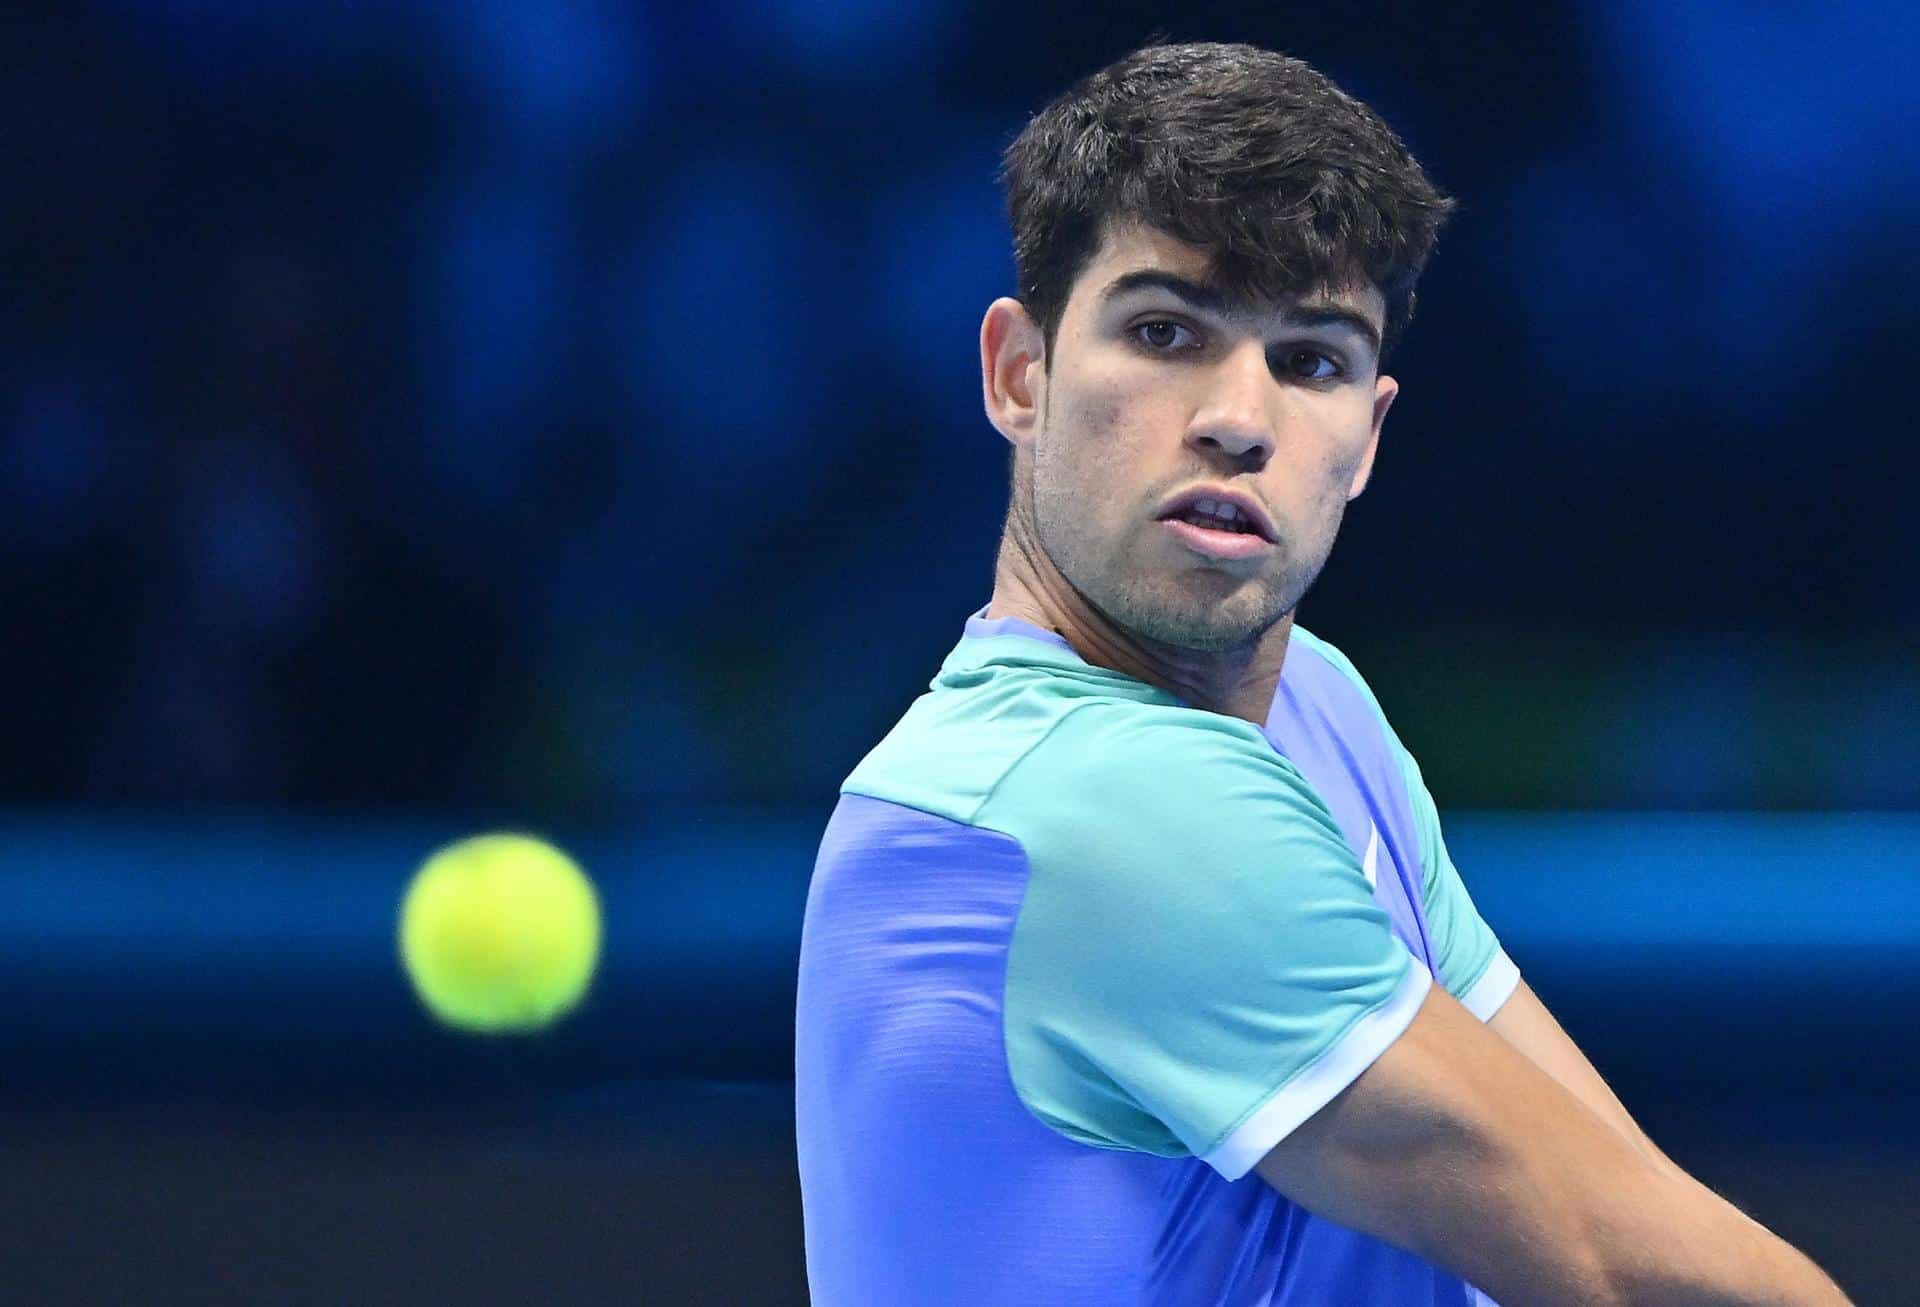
[1184,340,1274,468]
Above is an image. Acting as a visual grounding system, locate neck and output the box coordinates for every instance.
[986,525,1291,727]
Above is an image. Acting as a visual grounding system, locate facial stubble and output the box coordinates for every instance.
[1025,416,1310,656]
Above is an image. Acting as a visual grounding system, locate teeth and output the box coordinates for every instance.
[1193,498,1245,523]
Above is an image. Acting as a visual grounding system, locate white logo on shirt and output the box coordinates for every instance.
[1362,824,1381,890]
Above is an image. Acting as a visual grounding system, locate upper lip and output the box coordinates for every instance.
[1154,485,1278,543]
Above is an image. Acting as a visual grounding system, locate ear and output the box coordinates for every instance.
[1347,373,1398,500]
[981,297,1046,449]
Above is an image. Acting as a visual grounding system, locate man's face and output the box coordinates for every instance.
[1024,221,1396,652]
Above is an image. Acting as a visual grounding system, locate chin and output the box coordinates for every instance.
[1110,590,1278,653]
[1162,621,1264,654]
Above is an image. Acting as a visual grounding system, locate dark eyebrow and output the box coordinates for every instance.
[1099,269,1235,315]
[1099,270,1382,361]
[1282,302,1383,362]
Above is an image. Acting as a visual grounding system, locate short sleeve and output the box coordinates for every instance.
[1394,742,1519,1021]
[978,704,1431,1182]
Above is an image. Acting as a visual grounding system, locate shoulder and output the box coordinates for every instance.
[842,658,1202,827]
[1006,697,1300,791]
[977,698,1349,869]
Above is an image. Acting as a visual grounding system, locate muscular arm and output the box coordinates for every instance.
[1254,983,1852,1307]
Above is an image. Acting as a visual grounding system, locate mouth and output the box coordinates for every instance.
[1154,487,1278,561]
[1158,516,1274,561]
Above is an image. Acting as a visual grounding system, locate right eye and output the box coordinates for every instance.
[1133,320,1198,352]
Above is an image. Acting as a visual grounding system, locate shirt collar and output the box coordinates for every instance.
[960,603,1077,653]
[940,603,1182,705]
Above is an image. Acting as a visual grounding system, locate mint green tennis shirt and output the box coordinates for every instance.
[796,607,1518,1304]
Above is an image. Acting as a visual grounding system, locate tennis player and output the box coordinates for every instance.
[795,41,1849,1306]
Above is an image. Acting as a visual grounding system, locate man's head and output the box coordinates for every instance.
[982,42,1454,654]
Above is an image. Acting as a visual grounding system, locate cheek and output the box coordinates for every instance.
[1325,444,1364,497]
[1053,379,1129,446]
[1305,399,1375,490]
[1314,452,1363,520]
[1044,390,1135,502]
[1275,472,1344,538]
[1273,424,1370,535]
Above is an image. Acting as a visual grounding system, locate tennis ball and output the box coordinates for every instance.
[398,832,602,1034]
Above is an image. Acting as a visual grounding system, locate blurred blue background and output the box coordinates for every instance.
[3,0,1916,1301]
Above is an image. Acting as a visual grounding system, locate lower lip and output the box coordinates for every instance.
[1158,518,1273,560]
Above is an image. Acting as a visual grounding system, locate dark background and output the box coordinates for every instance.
[4,1,1916,1302]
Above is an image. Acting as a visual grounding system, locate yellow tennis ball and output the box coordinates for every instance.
[398,832,602,1034]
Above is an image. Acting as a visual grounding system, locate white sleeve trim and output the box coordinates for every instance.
[1457,947,1520,1022]
[1202,961,1433,1182]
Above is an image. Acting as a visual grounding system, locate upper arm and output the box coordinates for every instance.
[1254,982,1850,1307]
[980,705,1425,1175]
[1256,981,1644,1303]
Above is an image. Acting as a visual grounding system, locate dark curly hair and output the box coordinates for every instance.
[1001,41,1456,367]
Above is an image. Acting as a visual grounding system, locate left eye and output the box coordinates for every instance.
[1279,349,1340,380]
[1134,320,1195,350]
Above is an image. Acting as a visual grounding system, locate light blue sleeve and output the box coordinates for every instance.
[978,703,1432,1182]
[1393,741,1519,1020]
